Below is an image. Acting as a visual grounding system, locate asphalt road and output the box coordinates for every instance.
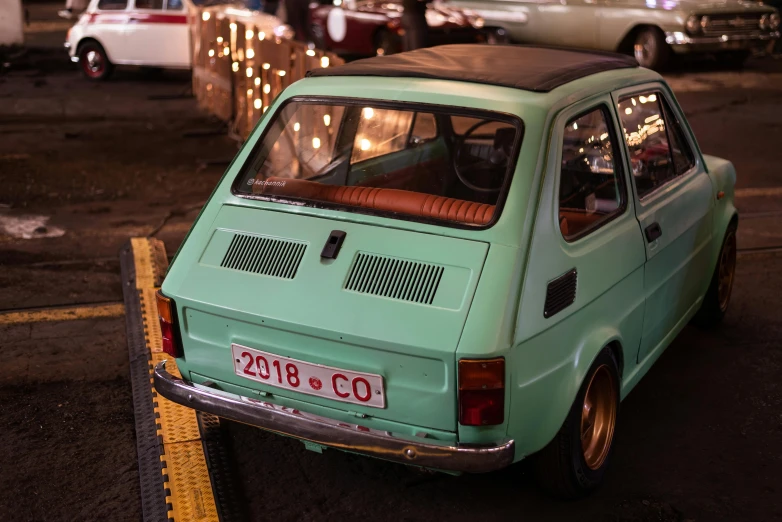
[1,7,781,522]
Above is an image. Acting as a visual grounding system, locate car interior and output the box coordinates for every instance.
[239,103,520,225]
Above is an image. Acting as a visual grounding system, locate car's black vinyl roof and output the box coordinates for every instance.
[308,45,638,93]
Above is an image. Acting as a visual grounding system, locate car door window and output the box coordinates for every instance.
[165,0,183,9]
[97,0,127,9]
[663,102,695,176]
[558,106,626,241]
[136,0,164,8]
[409,112,437,144]
[617,92,695,199]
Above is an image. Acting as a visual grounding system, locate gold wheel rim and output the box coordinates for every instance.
[717,230,737,312]
[580,364,618,471]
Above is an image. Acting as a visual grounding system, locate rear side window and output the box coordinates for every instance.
[558,106,625,240]
[617,92,695,199]
[234,99,522,227]
[136,0,164,8]
[97,0,127,9]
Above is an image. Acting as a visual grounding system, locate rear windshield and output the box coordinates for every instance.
[233,99,522,227]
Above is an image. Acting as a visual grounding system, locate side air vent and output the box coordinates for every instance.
[544,268,577,318]
[220,233,306,279]
[345,253,444,305]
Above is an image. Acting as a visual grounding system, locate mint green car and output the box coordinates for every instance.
[154,45,738,497]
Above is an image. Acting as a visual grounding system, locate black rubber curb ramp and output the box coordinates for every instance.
[121,238,245,522]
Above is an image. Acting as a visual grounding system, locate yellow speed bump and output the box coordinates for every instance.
[130,237,220,522]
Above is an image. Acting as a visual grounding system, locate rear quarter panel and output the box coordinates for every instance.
[506,91,647,459]
[704,154,738,264]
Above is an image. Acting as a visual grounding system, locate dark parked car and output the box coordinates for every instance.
[309,0,507,56]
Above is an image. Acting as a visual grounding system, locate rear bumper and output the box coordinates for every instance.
[153,361,515,473]
[666,31,779,53]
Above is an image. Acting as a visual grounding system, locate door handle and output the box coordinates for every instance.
[645,222,662,243]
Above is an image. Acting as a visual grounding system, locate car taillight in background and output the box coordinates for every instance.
[155,290,182,358]
[458,358,505,426]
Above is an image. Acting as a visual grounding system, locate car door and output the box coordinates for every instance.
[530,0,599,48]
[613,85,715,364]
[122,0,190,67]
[88,0,131,63]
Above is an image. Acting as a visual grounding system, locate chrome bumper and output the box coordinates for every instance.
[64,41,78,62]
[153,361,515,473]
[666,31,779,53]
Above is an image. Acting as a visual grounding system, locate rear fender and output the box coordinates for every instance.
[704,154,738,270]
[507,319,634,460]
[76,36,114,63]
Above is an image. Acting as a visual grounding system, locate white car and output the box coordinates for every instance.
[65,0,292,80]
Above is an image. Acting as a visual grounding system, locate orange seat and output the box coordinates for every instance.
[559,208,605,238]
[253,177,495,225]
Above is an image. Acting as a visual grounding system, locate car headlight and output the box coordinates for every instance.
[472,16,485,29]
[760,14,770,30]
[769,12,780,29]
[686,15,701,34]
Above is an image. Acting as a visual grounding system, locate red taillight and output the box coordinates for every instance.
[458,358,505,426]
[156,290,181,358]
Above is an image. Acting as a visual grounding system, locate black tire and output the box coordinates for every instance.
[77,41,114,81]
[535,347,620,499]
[692,221,737,328]
[633,27,671,70]
[719,51,751,69]
[374,29,401,56]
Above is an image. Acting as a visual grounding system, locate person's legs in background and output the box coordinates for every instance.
[401,0,428,51]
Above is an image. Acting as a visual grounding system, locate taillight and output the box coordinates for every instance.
[155,290,181,358]
[458,358,505,426]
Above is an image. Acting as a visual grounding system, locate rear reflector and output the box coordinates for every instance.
[458,358,505,426]
[155,290,181,358]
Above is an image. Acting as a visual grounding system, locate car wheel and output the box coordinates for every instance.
[692,222,737,328]
[375,29,401,56]
[719,51,751,69]
[633,27,670,70]
[535,347,620,499]
[78,41,114,81]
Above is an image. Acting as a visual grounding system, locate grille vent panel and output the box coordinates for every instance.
[544,268,577,318]
[220,233,306,279]
[345,253,444,305]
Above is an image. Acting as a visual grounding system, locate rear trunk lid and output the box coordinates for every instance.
[170,204,488,432]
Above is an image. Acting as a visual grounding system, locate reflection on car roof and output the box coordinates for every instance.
[308,44,638,93]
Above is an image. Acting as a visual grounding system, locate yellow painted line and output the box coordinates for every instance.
[735,187,782,198]
[0,303,125,325]
[132,237,219,522]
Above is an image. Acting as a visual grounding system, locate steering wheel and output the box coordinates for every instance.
[453,120,508,193]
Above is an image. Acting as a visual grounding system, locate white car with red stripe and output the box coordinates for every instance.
[65,0,291,80]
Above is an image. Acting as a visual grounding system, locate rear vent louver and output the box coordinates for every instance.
[345,253,444,305]
[544,268,577,318]
[220,233,306,279]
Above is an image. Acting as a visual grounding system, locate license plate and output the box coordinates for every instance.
[231,343,386,408]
